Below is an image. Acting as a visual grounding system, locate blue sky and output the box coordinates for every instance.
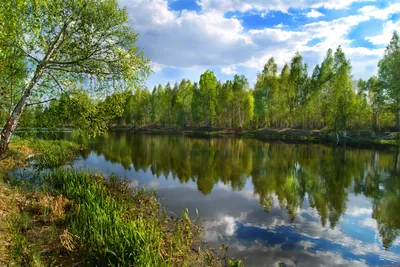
[118,0,400,88]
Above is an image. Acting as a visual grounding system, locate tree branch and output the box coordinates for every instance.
[46,71,68,95]
[26,98,57,107]
[47,66,121,76]
[16,46,40,63]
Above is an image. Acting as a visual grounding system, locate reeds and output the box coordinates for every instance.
[46,169,204,266]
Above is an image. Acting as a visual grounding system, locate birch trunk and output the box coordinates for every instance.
[0,63,46,157]
[0,23,68,158]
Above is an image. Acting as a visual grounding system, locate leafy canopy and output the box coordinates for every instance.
[0,0,150,136]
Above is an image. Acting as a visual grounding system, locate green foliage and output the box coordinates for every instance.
[378,31,400,129]
[0,0,28,127]
[199,70,218,127]
[3,138,244,266]
[123,88,151,126]
[0,0,151,156]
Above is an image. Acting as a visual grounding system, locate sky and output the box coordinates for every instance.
[118,0,400,89]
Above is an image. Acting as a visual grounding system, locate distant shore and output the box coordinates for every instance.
[110,125,400,147]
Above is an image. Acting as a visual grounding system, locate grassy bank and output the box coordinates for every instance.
[0,138,81,265]
[0,138,243,266]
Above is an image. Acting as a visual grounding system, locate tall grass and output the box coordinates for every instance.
[46,169,204,266]
[29,139,81,169]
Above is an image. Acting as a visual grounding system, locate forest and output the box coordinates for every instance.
[10,32,400,134]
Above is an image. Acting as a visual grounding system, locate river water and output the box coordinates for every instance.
[63,132,400,266]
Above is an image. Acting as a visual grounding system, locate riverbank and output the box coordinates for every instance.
[0,138,243,266]
[110,126,399,147]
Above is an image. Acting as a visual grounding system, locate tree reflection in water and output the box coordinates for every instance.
[73,132,400,249]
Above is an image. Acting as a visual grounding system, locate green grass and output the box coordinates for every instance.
[24,138,81,170]
[7,212,43,267]
[2,138,244,266]
[45,169,204,266]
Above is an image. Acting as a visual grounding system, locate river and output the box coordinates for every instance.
[62,132,400,266]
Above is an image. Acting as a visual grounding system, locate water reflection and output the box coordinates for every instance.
[67,133,400,266]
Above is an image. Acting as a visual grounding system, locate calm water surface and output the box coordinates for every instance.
[66,133,399,266]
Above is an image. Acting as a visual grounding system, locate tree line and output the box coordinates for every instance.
[22,33,400,133]
[130,32,399,132]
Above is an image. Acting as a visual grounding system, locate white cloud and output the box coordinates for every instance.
[358,3,400,20]
[221,66,237,75]
[297,240,316,250]
[148,181,160,188]
[243,14,375,72]
[118,0,395,87]
[366,20,400,45]
[202,213,247,241]
[306,9,324,18]
[345,207,372,217]
[196,0,375,13]
[199,193,400,267]
[302,15,370,46]
[360,217,378,229]
[120,0,253,68]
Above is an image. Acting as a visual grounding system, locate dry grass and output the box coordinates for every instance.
[0,140,35,181]
[1,189,81,266]
[0,139,41,264]
[0,138,77,266]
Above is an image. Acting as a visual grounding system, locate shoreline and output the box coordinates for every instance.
[110,126,399,147]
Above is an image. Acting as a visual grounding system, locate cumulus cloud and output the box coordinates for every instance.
[306,9,324,18]
[198,193,400,267]
[117,0,397,87]
[366,20,400,46]
[345,207,372,217]
[358,3,400,20]
[120,0,253,67]
[202,213,247,241]
[128,179,139,188]
[221,66,237,75]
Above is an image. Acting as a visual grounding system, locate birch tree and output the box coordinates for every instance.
[0,0,150,157]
